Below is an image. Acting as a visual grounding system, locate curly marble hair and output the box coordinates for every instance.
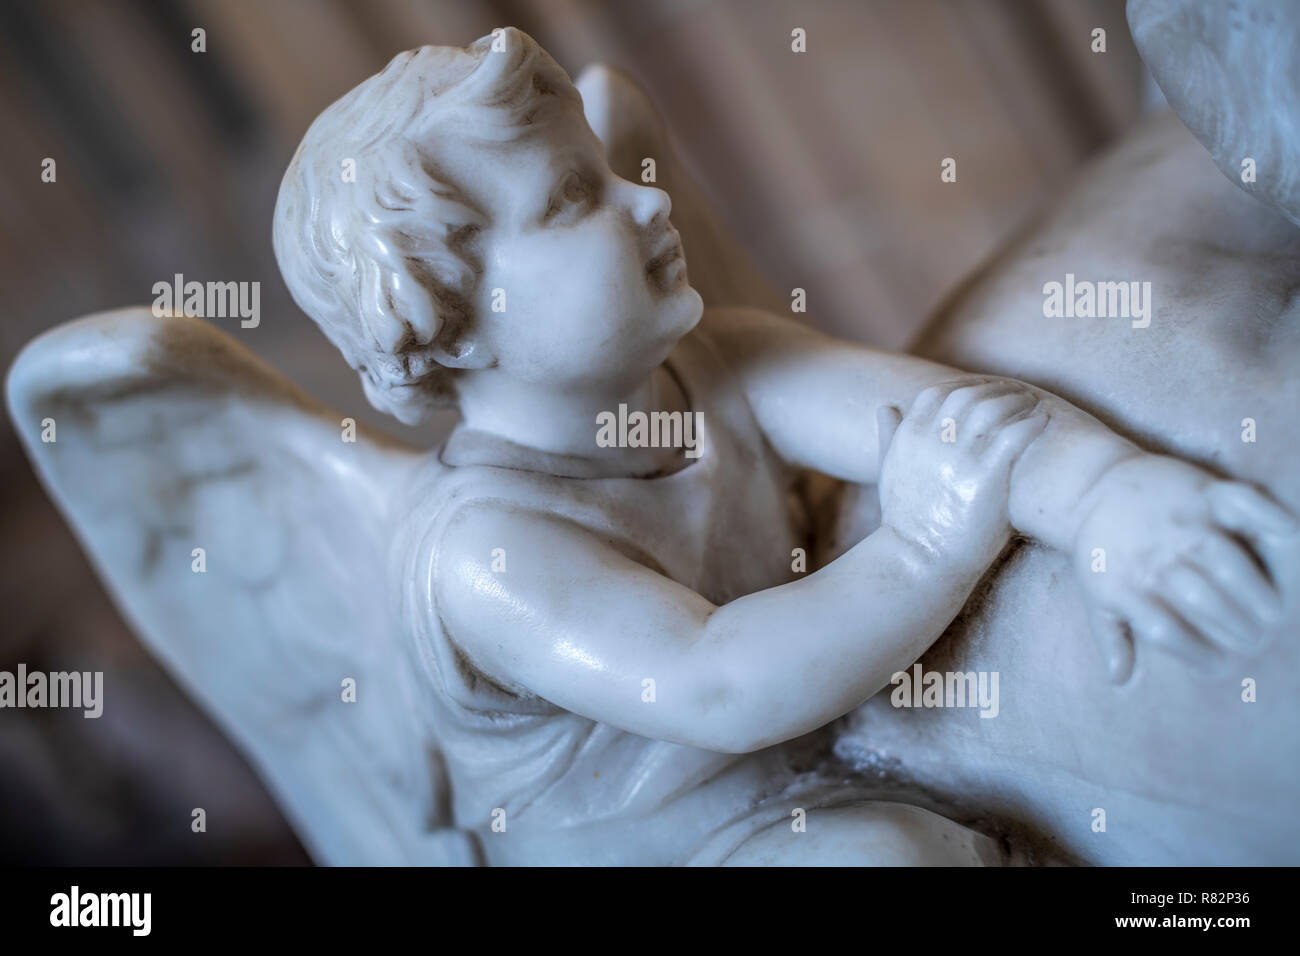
[273,27,581,424]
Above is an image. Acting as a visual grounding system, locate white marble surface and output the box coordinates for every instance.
[8,16,1297,864]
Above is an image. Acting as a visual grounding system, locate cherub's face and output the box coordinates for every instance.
[431,101,704,389]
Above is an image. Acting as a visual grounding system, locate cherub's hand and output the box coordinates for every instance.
[1072,454,1297,683]
[878,380,1048,563]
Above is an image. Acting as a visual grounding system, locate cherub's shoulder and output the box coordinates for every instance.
[397,458,565,575]
[673,307,828,408]
[409,458,561,528]
[396,462,562,709]
[696,304,802,338]
[689,306,823,364]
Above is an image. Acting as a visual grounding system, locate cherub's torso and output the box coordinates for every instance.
[393,322,860,864]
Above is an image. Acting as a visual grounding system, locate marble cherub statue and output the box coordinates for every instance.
[8,24,1294,866]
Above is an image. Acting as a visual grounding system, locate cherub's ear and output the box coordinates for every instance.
[388,267,439,343]
[379,259,492,370]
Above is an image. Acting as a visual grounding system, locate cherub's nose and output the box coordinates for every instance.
[623,180,671,228]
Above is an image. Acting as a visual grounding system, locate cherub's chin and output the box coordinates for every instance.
[683,286,704,328]
[667,285,704,336]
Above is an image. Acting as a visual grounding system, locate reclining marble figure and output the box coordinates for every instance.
[8,11,1297,865]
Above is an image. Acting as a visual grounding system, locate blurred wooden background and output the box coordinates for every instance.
[0,0,1144,863]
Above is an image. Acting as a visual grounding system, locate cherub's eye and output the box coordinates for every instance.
[561,172,587,203]
[545,171,593,222]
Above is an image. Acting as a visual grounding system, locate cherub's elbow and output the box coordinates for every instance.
[693,722,788,755]
[680,729,763,755]
[677,673,783,754]
[716,733,776,755]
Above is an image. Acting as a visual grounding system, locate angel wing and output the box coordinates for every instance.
[6,308,477,865]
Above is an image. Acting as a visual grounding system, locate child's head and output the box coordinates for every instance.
[274,28,702,425]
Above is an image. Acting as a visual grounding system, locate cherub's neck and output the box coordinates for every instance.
[449,363,691,477]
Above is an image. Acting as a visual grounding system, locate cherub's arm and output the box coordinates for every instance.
[704,307,1128,550]
[705,307,1292,676]
[435,386,1041,753]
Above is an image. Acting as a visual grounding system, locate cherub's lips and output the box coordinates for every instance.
[645,228,683,274]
